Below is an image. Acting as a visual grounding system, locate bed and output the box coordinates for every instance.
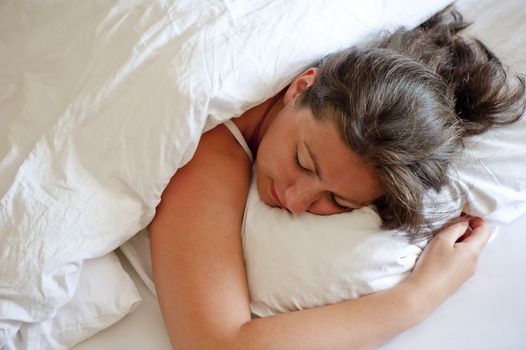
[1,0,525,349]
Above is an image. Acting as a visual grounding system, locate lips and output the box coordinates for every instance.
[270,181,284,208]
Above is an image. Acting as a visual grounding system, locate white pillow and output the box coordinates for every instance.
[2,252,141,350]
[243,120,526,316]
[242,173,425,316]
[448,117,526,223]
[120,230,156,296]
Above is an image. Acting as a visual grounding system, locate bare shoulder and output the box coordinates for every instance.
[149,122,253,254]
[195,123,251,160]
[155,123,253,224]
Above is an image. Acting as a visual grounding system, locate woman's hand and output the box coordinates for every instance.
[404,216,491,313]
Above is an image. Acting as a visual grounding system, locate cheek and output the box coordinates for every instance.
[255,140,292,204]
[256,140,291,182]
[254,114,300,200]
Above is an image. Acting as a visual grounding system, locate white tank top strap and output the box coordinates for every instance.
[223,119,254,162]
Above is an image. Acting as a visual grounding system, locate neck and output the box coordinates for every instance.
[232,89,285,155]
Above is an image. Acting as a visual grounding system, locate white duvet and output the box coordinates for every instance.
[2,0,526,347]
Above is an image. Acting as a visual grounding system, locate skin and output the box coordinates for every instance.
[150,69,491,349]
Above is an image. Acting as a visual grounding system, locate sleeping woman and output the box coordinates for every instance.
[150,8,525,350]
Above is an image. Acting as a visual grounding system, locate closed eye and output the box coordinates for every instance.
[294,149,312,174]
[331,194,351,211]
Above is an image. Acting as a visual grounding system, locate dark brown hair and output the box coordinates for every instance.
[298,7,526,238]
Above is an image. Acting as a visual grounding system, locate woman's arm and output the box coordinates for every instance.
[150,125,490,350]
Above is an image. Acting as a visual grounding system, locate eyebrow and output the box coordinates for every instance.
[303,142,366,207]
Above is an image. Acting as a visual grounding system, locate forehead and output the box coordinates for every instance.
[299,111,384,205]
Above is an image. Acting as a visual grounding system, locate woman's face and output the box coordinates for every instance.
[255,70,384,215]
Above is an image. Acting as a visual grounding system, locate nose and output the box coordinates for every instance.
[283,177,321,214]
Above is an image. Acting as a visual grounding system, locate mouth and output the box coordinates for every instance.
[269,181,284,208]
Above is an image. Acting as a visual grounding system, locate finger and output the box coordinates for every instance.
[439,220,470,244]
[469,216,485,230]
[460,218,491,251]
